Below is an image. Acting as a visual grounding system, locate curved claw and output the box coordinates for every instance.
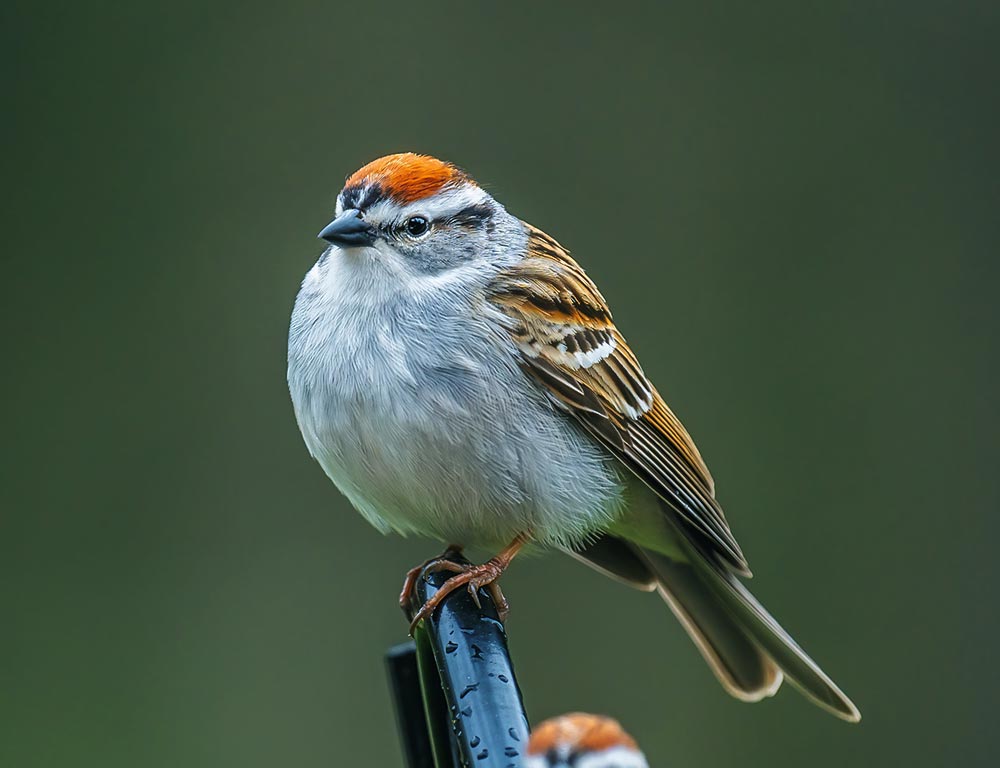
[467,582,483,609]
[398,546,464,611]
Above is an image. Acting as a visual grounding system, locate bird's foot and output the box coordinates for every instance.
[407,533,528,634]
[407,558,510,635]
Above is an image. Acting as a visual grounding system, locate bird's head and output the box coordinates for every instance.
[318,153,519,275]
[525,713,650,768]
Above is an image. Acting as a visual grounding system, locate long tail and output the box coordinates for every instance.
[640,549,861,722]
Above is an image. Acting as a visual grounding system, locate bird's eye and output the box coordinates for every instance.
[404,216,429,238]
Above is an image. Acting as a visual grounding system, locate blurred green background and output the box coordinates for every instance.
[3,1,998,766]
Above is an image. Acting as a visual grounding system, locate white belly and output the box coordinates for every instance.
[287,252,625,550]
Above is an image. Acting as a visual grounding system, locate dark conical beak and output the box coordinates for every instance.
[317,209,376,247]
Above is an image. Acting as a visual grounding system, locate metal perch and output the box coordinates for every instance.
[387,553,531,768]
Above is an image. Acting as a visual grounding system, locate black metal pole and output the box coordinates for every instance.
[389,554,531,768]
[385,642,437,768]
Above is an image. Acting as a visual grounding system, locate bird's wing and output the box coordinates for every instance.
[488,223,750,575]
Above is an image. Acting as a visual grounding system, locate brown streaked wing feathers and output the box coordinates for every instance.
[490,223,749,575]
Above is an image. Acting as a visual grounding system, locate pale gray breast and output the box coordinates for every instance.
[287,253,625,549]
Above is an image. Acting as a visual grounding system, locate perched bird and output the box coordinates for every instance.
[287,153,860,721]
[525,714,649,768]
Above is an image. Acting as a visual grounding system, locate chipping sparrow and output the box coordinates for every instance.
[525,714,649,768]
[287,153,860,722]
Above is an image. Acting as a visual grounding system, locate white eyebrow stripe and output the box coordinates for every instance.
[363,183,490,227]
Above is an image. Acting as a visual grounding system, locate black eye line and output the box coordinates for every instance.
[392,203,495,239]
[447,203,494,229]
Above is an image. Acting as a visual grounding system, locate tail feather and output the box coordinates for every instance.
[689,555,862,722]
[644,547,861,722]
[640,551,783,702]
[569,534,861,722]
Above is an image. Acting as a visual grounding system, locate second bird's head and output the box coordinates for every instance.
[317,153,524,275]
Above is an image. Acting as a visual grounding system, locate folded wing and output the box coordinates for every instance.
[488,224,749,576]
